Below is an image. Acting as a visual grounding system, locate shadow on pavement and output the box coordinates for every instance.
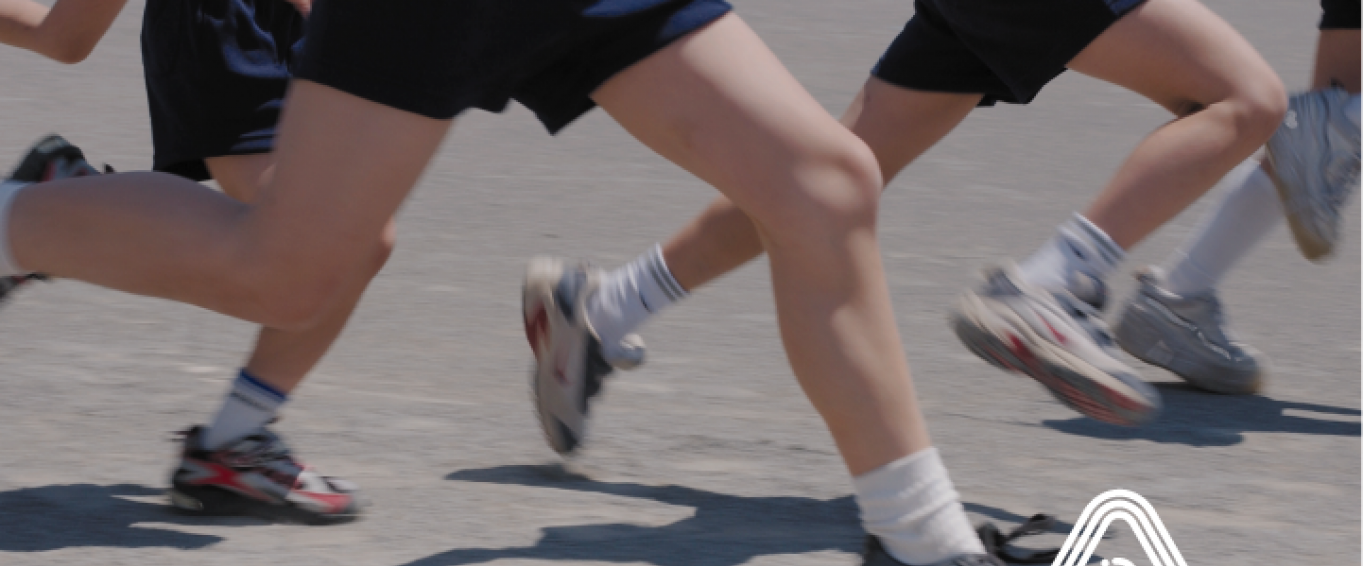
[404,463,860,566]
[1043,383,1361,446]
[0,483,230,551]
[407,464,1065,566]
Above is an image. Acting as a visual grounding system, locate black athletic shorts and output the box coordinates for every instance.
[294,0,732,133]
[1320,0,1360,29]
[873,0,1146,106]
[142,0,304,181]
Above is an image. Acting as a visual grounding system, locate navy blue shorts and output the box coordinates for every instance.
[873,0,1145,106]
[1321,0,1360,29]
[294,0,732,132]
[142,0,304,181]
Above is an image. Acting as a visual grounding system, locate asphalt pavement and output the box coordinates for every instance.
[0,1,1357,564]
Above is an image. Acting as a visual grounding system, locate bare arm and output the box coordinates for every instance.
[0,0,128,64]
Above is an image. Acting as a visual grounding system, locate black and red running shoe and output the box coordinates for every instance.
[0,274,44,306]
[169,426,363,525]
[0,134,105,303]
[8,134,102,184]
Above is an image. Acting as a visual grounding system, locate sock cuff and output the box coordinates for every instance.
[646,243,688,299]
[0,181,32,277]
[853,447,943,495]
[235,368,288,405]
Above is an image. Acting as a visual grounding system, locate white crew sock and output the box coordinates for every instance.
[586,244,687,347]
[1018,213,1125,293]
[0,180,32,277]
[202,369,288,450]
[1163,163,1282,297]
[854,448,985,565]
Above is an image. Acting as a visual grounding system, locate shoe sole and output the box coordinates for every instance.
[951,292,1157,427]
[523,257,585,454]
[167,485,360,525]
[1113,307,1264,396]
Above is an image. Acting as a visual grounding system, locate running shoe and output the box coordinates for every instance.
[862,513,1059,565]
[168,425,362,524]
[1265,87,1361,261]
[861,537,1004,566]
[7,133,102,184]
[1113,268,1264,395]
[0,274,45,306]
[1,134,103,300]
[950,265,1160,426]
[523,257,645,454]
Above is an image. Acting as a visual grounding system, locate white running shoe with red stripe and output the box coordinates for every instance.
[523,257,645,454]
[949,265,1161,426]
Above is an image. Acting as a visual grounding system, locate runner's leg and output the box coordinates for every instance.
[1068,0,1287,249]
[660,81,979,293]
[7,80,446,332]
[1312,29,1360,92]
[205,154,397,393]
[587,81,978,353]
[594,14,984,563]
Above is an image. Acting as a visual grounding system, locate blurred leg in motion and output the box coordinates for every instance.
[1111,2,1360,395]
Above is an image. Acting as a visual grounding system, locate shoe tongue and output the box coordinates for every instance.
[1065,271,1108,311]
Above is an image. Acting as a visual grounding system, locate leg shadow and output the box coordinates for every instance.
[1043,383,1360,446]
[402,464,1066,566]
[0,483,242,551]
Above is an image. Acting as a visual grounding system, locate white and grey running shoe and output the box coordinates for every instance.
[1265,87,1361,261]
[861,514,1059,565]
[523,257,645,454]
[950,265,1160,426]
[861,537,1004,566]
[1113,268,1264,395]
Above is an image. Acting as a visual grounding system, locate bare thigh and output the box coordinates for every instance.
[1313,29,1360,92]
[591,13,878,228]
[206,153,275,202]
[1067,0,1281,115]
[229,79,451,324]
[844,78,980,183]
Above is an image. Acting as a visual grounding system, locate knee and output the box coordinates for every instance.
[240,272,343,331]
[250,230,394,330]
[216,247,348,330]
[365,223,398,277]
[754,135,884,246]
[1220,76,1289,142]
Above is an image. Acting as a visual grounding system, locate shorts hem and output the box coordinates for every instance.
[531,2,732,133]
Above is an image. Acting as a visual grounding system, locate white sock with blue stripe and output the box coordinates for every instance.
[202,369,288,450]
[587,243,687,348]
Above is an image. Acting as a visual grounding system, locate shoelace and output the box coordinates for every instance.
[976,514,1062,564]
[1200,293,1230,339]
[1056,292,1118,349]
[1189,293,1252,360]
